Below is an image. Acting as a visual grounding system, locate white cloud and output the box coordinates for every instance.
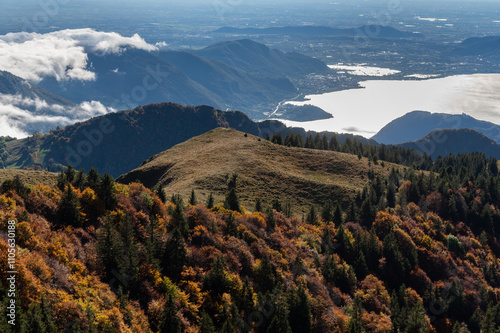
[155,41,169,48]
[0,93,115,138]
[0,29,157,83]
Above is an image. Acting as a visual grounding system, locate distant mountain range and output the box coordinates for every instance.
[36,40,329,118]
[399,128,500,159]
[193,39,329,78]
[0,70,75,107]
[0,70,107,136]
[372,111,500,144]
[213,25,420,38]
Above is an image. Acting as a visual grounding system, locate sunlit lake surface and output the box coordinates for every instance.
[328,64,400,77]
[278,74,500,139]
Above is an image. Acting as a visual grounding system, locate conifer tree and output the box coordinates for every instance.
[387,181,396,208]
[163,227,187,280]
[86,168,100,190]
[329,134,339,151]
[268,296,292,333]
[200,312,216,333]
[314,133,323,150]
[120,216,139,290]
[333,202,343,225]
[348,295,364,333]
[171,199,189,238]
[56,170,68,191]
[159,295,182,333]
[189,189,197,205]
[305,134,314,148]
[321,200,334,222]
[145,215,163,269]
[225,212,239,237]
[306,205,317,225]
[254,197,263,212]
[155,185,167,203]
[203,255,231,295]
[74,168,85,189]
[25,302,46,333]
[206,192,215,209]
[256,255,276,292]
[98,174,117,211]
[288,286,312,333]
[57,185,81,226]
[266,208,276,231]
[65,165,76,183]
[40,295,57,333]
[224,174,241,212]
[322,134,329,151]
[97,215,123,280]
[272,199,282,212]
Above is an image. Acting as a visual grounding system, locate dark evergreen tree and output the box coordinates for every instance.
[119,216,139,291]
[272,199,282,212]
[360,198,375,226]
[203,256,231,296]
[322,134,329,150]
[206,192,215,209]
[288,286,312,333]
[200,312,216,333]
[57,185,81,226]
[329,134,339,151]
[254,197,263,212]
[189,189,197,205]
[348,295,364,333]
[65,165,76,183]
[256,255,276,292]
[333,203,343,225]
[271,133,284,145]
[171,200,189,238]
[321,225,335,255]
[321,200,334,222]
[25,302,46,333]
[97,215,123,281]
[224,174,241,212]
[86,168,100,190]
[74,168,85,189]
[145,215,162,269]
[97,174,117,211]
[225,212,239,237]
[162,227,187,280]
[56,170,68,191]
[304,134,314,149]
[268,296,292,333]
[280,201,291,218]
[155,186,167,203]
[313,133,323,150]
[40,296,57,333]
[159,295,182,333]
[236,277,255,317]
[266,208,276,231]
[387,181,396,208]
[306,205,317,225]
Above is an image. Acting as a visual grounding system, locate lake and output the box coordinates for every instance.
[279,74,500,139]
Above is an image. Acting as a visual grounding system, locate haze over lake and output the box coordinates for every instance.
[280,74,500,139]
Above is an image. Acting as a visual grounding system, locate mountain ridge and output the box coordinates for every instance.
[399,128,500,159]
[2,102,376,177]
[194,39,330,78]
[116,127,402,212]
[372,110,500,144]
